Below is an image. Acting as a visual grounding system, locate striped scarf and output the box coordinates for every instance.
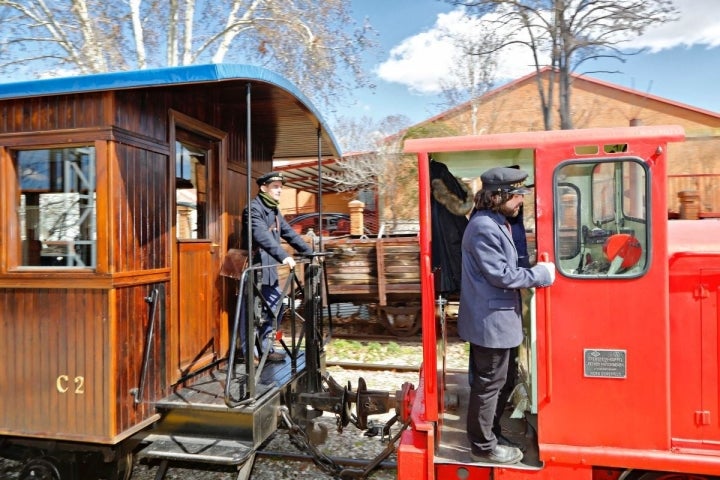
[259,191,279,209]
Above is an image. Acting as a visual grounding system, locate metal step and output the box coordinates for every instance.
[138,434,253,465]
[150,360,282,443]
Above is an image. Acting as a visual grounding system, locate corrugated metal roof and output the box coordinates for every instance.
[0,63,341,159]
[275,158,346,193]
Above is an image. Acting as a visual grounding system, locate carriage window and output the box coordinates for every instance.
[16,147,96,268]
[554,158,648,277]
[175,140,208,239]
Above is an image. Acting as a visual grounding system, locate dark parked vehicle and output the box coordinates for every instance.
[286,212,376,236]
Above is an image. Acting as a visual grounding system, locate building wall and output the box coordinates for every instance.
[425,74,720,214]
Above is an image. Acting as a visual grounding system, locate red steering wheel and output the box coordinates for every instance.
[603,233,642,270]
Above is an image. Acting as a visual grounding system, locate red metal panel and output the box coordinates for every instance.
[397,430,430,480]
[537,135,673,455]
[404,125,706,477]
[417,151,439,423]
[404,125,685,154]
[669,250,720,451]
[494,463,592,479]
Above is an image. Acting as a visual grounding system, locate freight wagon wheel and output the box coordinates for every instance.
[81,452,134,480]
[111,452,134,480]
[378,305,422,337]
[19,457,61,480]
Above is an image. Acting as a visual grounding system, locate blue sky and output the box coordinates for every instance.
[342,0,720,125]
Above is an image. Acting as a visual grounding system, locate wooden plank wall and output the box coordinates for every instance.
[114,283,167,437]
[112,143,169,272]
[0,288,111,441]
[0,93,108,133]
[0,84,279,443]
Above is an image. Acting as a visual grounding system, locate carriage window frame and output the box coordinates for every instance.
[553,157,650,279]
[13,146,97,270]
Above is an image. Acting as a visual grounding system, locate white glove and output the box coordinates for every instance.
[537,261,556,284]
[282,256,297,269]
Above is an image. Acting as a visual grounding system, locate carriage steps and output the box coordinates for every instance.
[136,366,281,479]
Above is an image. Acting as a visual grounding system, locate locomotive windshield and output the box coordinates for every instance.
[554,158,648,277]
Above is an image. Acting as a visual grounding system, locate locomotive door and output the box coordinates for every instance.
[172,121,225,378]
[543,158,672,449]
[697,269,720,442]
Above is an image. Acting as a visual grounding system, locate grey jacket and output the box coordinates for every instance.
[457,210,552,349]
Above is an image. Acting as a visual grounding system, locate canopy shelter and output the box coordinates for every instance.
[274,157,348,194]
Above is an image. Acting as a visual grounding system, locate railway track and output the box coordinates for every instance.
[0,342,468,479]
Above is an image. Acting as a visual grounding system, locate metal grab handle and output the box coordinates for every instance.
[540,252,552,404]
[131,287,159,405]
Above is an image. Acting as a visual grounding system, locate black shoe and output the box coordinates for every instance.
[471,445,523,465]
[266,351,286,363]
[497,433,525,452]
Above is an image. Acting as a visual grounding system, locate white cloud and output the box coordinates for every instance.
[375,10,462,95]
[627,0,720,51]
[376,0,720,95]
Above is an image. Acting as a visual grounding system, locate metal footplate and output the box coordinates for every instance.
[139,434,254,465]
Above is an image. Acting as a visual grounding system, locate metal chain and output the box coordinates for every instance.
[278,406,409,480]
[279,407,344,477]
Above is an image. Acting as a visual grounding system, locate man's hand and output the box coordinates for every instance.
[537,261,556,284]
[282,256,297,269]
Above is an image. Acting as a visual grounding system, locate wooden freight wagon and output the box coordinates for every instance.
[323,235,422,336]
[0,64,340,479]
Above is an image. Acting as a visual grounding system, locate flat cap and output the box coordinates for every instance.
[481,167,531,195]
[257,171,284,186]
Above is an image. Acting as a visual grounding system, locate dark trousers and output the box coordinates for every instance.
[240,282,283,357]
[494,348,518,435]
[467,344,510,453]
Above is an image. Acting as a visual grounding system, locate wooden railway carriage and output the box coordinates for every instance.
[0,65,341,478]
[398,126,720,480]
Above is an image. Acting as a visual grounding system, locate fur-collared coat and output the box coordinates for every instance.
[430,160,473,294]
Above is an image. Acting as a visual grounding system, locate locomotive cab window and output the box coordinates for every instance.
[15,147,96,268]
[554,158,648,277]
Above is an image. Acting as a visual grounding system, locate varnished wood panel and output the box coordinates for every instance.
[0,288,111,441]
[114,283,167,435]
[113,144,168,273]
[177,242,216,375]
[0,285,167,442]
[0,93,107,133]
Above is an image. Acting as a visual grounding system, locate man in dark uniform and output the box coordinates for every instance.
[459,166,555,464]
[241,171,313,362]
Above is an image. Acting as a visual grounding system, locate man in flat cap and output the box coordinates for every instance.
[240,171,313,363]
[459,166,555,465]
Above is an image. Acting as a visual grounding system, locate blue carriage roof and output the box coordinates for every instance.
[0,63,341,158]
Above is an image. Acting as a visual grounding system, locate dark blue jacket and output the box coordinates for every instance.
[242,197,312,286]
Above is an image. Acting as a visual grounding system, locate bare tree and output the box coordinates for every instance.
[0,0,376,110]
[445,0,678,129]
[330,116,411,186]
[329,115,418,228]
[438,20,500,135]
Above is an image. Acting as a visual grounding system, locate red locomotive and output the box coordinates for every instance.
[399,125,720,480]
